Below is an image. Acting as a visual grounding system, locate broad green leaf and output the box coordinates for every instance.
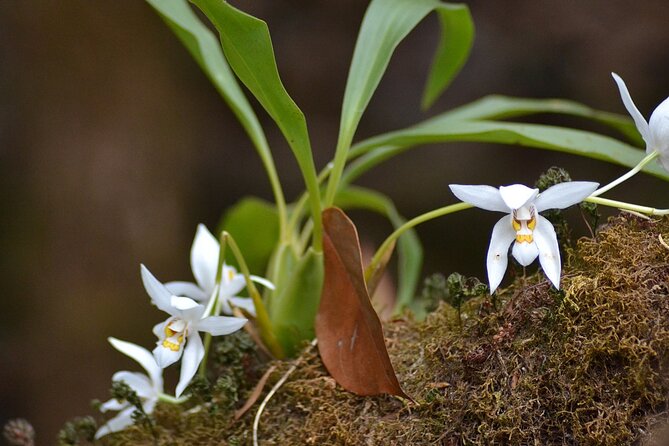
[269,248,324,357]
[421,5,474,109]
[326,0,473,205]
[192,0,322,249]
[335,187,423,311]
[217,197,280,275]
[145,0,285,215]
[435,95,643,145]
[347,120,669,182]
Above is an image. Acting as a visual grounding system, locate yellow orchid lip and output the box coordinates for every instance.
[162,322,186,352]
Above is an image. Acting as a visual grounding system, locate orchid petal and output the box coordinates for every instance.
[108,338,162,389]
[449,184,508,212]
[94,407,134,439]
[140,265,177,316]
[229,296,257,316]
[165,281,208,301]
[250,275,275,290]
[191,224,220,293]
[486,215,516,293]
[511,241,539,266]
[219,274,246,297]
[170,296,200,311]
[612,72,650,144]
[534,215,561,289]
[153,320,167,339]
[175,333,205,398]
[99,398,126,413]
[111,371,154,399]
[649,96,669,160]
[143,398,158,415]
[194,315,247,336]
[153,341,183,369]
[534,181,599,212]
[498,184,539,210]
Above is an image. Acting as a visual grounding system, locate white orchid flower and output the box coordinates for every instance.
[95,338,163,439]
[612,72,669,171]
[449,181,598,293]
[141,264,247,397]
[165,224,274,316]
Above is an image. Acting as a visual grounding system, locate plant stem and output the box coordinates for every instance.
[585,196,669,215]
[367,202,473,276]
[199,233,230,377]
[590,150,659,197]
[287,163,333,238]
[324,134,354,208]
[158,393,187,404]
[224,233,285,357]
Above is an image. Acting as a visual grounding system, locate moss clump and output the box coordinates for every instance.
[91,215,669,445]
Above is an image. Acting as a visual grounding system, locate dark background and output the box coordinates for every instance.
[1,0,668,441]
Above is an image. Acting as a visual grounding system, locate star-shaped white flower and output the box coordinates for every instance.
[612,72,669,171]
[165,224,274,316]
[449,181,598,293]
[95,338,163,439]
[141,264,247,397]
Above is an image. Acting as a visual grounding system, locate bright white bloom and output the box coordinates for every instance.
[449,182,598,293]
[165,224,274,316]
[95,338,163,439]
[612,72,669,171]
[141,264,247,397]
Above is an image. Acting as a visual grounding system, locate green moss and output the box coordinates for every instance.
[81,215,669,445]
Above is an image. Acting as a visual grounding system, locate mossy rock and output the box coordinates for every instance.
[85,215,669,445]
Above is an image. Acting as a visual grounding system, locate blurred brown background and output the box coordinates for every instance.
[1,0,668,441]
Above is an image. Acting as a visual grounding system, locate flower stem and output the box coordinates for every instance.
[366,202,473,278]
[223,233,285,358]
[585,196,669,215]
[590,150,659,197]
[157,393,188,404]
[199,232,230,377]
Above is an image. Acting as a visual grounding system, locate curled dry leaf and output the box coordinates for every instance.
[316,207,409,398]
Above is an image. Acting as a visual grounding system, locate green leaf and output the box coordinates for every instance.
[339,0,472,147]
[347,120,669,182]
[421,4,474,109]
[145,0,286,221]
[269,248,324,356]
[335,187,423,311]
[326,0,473,205]
[191,0,322,249]
[217,197,280,275]
[434,95,643,145]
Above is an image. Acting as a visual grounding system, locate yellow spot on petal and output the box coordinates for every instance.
[515,234,534,243]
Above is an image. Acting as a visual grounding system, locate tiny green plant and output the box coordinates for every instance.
[88,0,669,439]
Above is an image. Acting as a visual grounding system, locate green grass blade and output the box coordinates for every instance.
[145,0,287,231]
[435,95,643,145]
[191,0,322,250]
[347,120,669,182]
[335,187,423,311]
[326,0,472,205]
[421,4,474,110]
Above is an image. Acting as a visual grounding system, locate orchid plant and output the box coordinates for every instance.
[95,0,669,437]
[135,0,669,362]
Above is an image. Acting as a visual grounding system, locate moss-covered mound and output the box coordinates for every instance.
[80,215,669,445]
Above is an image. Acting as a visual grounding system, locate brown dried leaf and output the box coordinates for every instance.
[316,207,409,398]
